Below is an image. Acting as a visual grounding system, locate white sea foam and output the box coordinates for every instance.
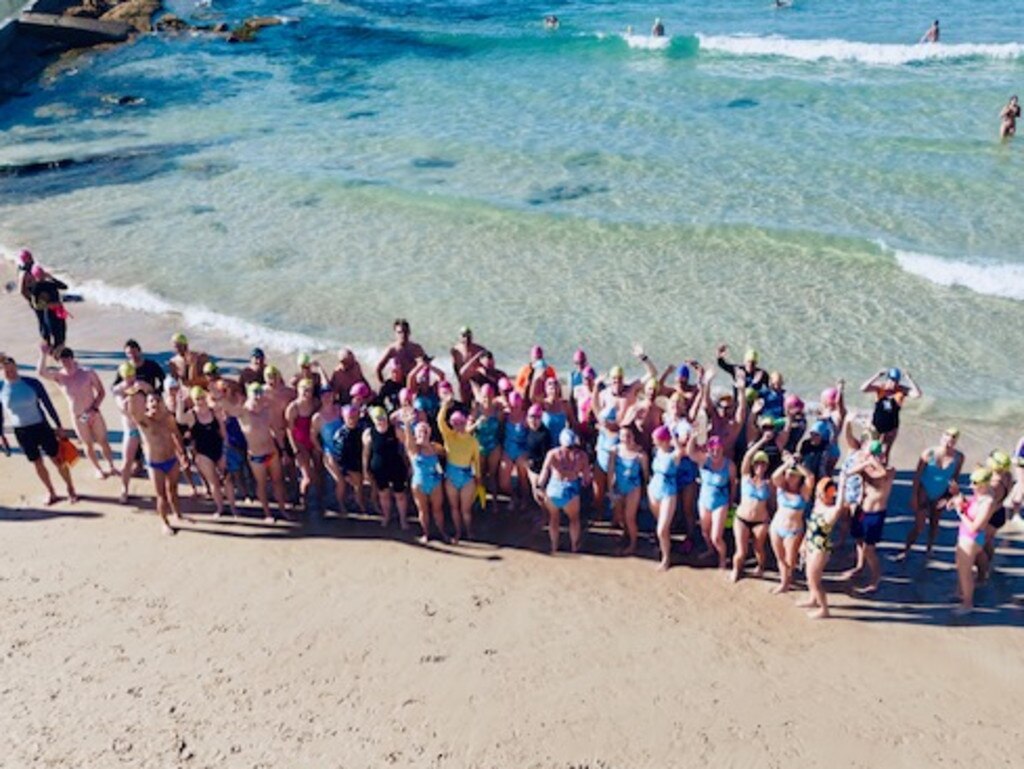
[889,248,1024,302]
[696,34,1024,65]
[622,33,672,51]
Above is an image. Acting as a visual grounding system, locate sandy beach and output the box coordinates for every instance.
[1,260,1023,768]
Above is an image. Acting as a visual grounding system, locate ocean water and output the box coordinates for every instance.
[1,0,1023,425]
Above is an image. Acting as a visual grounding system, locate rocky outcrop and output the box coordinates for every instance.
[98,0,160,33]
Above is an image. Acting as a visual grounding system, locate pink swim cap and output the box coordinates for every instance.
[30,264,44,278]
[438,380,453,392]
[707,435,723,450]
[349,382,371,399]
[341,405,356,420]
[573,348,587,364]
[480,383,495,398]
[17,249,32,265]
[652,425,671,444]
[508,391,524,408]
[583,366,596,380]
[398,386,412,405]
[784,394,803,411]
[530,344,544,359]
[449,410,467,427]
[527,403,543,418]
[821,387,838,407]
[497,376,512,393]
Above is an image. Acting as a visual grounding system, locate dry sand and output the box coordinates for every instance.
[1,261,1022,768]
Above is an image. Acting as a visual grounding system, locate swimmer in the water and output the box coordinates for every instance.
[1000,95,1020,140]
[543,15,559,31]
[651,18,664,37]
[920,20,939,44]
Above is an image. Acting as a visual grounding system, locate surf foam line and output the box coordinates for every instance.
[882,244,1024,302]
[695,34,1024,65]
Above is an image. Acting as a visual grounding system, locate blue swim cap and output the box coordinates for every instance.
[676,363,690,382]
[413,396,428,411]
[559,428,577,448]
[887,367,902,382]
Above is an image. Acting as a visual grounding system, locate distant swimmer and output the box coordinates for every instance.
[920,19,939,44]
[651,18,665,37]
[773,0,792,8]
[543,15,559,30]
[1000,95,1020,140]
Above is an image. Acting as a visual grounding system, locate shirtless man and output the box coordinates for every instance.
[843,440,895,593]
[375,319,427,385]
[127,389,187,535]
[920,19,939,44]
[224,383,289,521]
[37,345,117,478]
[238,348,266,387]
[450,326,484,404]
[168,333,210,388]
[264,365,298,503]
[329,348,368,403]
[111,363,152,503]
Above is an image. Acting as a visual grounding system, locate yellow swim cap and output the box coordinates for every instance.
[118,362,136,378]
[988,451,1011,472]
[190,386,207,402]
[744,348,758,363]
[265,364,280,378]
[202,361,218,375]
[609,365,624,379]
[970,466,992,485]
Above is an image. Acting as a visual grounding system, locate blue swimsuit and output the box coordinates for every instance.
[741,476,771,503]
[541,409,568,440]
[698,459,731,510]
[546,475,581,510]
[614,452,642,496]
[595,406,619,473]
[412,452,443,495]
[474,414,500,457]
[772,488,807,539]
[445,462,475,490]
[319,417,343,461]
[503,419,528,461]
[649,449,679,503]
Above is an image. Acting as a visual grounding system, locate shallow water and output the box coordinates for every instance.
[1,0,1023,423]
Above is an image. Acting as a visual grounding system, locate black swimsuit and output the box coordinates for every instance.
[368,425,408,492]
[191,415,223,463]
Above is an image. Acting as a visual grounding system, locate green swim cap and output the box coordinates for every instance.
[970,466,992,485]
[171,332,188,346]
[246,382,264,397]
[868,439,884,456]
[265,364,280,378]
[988,451,1011,472]
[297,352,312,367]
[190,386,207,402]
[118,362,136,378]
[745,387,759,405]
[744,348,758,363]
[202,361,218,375]
[369,405,387,422]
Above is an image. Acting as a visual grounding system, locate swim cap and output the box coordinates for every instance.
[944,426,960,438]
[887,367,902,382]
[297,378,314,391]
[757,416,775,429]
[497,377,512,393]
[297,352,312,367]
[341,405,356,420]
[583,366,596,380]
[716,392,734,405]
[250,348,265,360]
[573,348,587,364]
[17,249,31,265]
[170,332,188,346]
[30,264,44,278]
[745,387,759,405]
[413,397,428,412]
[265,364,280,378]
[118,362,136,378]
[527,403,544,419]
[246,382,263,397]
[449,410,468,427]
[820,387,838,407]
[784,394,803,411]
[369,406,387,422]
[166,377,180,390]
[970,466,992,486]
[398,386,411,405]
[652,425,671,444]
[459,325,471,337]
[508,391,524,408]
[609,365,624,379]
[707,435,723,450]
[202,361,218,375]
[672,420,692,438]
[559,428,577,448]
[988,451,1011,472]
[189,386,207,402]
[809,420,828,437]
[868,439,884,456]
[531,345,544,359]
[480,383,495,398]
[752,450,769,465]
[349,381,371,399]
[676,364,689,382]
[438,380,453,393]
[744,348,758,363]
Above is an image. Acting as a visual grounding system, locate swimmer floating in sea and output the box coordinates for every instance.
[1000,95,1020,140]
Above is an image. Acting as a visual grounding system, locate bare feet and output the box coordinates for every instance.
[119,491,129,504]
[44,494,60,506]
[796,597,819,608]
[839,568,860,582]
[161,523,177,536]
[94,469,107,480]
[68,494,79,504]
[770,583,790,594]
[854,583,879,595]
[417,534,429,545]
[730,568,741,583]
[807,607,829,619]
[656,560,670,572]
[753,565,765,578]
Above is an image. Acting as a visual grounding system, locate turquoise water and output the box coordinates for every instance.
[1,0,1023,423]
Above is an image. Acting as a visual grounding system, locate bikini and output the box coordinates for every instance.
[736,476,770,528]
[771,489,806,539]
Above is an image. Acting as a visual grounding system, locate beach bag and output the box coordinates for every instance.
[57,436,81,467]
[52,304,70,320]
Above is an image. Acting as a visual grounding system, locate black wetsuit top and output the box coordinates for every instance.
[526,425,553,474]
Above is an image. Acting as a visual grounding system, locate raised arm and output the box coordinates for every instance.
[859,369,885,393]
[903,371,923,399]
[740,435,767,476]
[459,348,486,380]
[715,344,736,377]
[35,346,58,382]
[632,343,658,382]
[843,413,861,451]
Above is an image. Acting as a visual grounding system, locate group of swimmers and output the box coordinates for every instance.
[3,309,1022,619]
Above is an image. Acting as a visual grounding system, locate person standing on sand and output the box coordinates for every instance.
[375,319,427,385]
[403,419,447,543]
[168,333,210,388]
[731,438,773,582]
[450,326,484,404]
[0,352,77,505]
[899,427,963,560]
[769,455,812,594]
[285,378,322,512]
[920,20,939,44]
[115,339,165,395]
[16,250,47,343]
[797,478,846,619]
[983,451,1014,568]
[176,386,235,517]
[536,429,592,554]
[842,440,895,593]
[223,383,290,522]
[362,405,411,530]
[238,348,267,387]
[36,345,117,479]
[948,468,997,616]
[438,391,481,542]
[125,388,187,535]
[328,348,368,404]
[111,363,152,503]
[860,367,922,460]
[28,264,69,355]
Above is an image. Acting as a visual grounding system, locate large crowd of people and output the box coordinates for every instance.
[3,252,1023,619]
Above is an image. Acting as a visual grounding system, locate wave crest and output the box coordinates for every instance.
[889,248,1024,302]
